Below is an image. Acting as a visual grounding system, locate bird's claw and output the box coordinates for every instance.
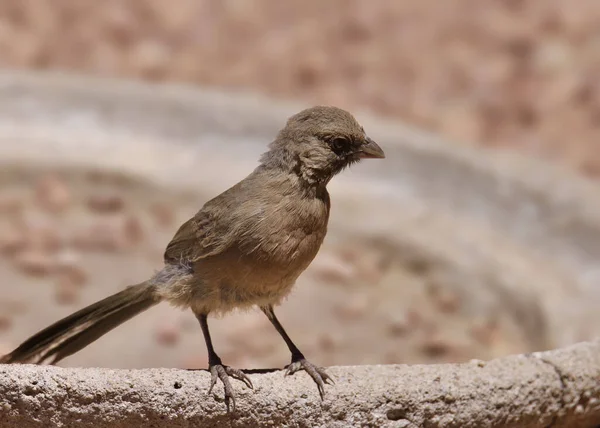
[208,364,253,412]
[286,358,334,400]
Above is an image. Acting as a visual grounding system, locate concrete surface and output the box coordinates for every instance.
[0,340,599,427]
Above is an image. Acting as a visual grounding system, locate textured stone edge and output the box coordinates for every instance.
[0,340,598,428]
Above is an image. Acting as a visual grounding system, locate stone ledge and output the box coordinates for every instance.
[1,340,598,428]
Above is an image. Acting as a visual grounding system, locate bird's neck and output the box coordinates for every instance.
[254,167,328,199]
[298,164,334,187]
[259,147,334,189]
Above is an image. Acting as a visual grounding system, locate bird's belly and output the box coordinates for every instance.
[216,274,297,310]
[188,241,319,313]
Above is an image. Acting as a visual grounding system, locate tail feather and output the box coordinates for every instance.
[0,281,159,365]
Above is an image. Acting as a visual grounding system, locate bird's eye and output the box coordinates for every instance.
[330,137,348,152]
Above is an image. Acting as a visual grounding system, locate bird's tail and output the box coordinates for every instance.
[0,281,159,365]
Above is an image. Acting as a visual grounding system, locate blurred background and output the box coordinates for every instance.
[0,0,599,371]
[2,0,600,173]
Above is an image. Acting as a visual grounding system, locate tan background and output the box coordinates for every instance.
[0,1,598,371]
[1,0,599,174]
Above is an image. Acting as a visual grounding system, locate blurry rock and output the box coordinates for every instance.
[73,221,127,252]
[294,50,326,87]
[404,255,432,275]
[317,332,339,352]
[35,175,71,213]
[27,224,63,253]
[335,293,369,319]
[55,260,88,289]
[218,348,252,368]
[470,317,499,346]
[534,40,571,74]
[356,260,385,284]
[337,246,360,263]
[343,245,387,284]
[434,290,460,314]
[14,249,54,276]
[0,314,12,332]
[443,343,476,363]
[419,333,453,357]
[87,194,125,213]
[223,317,281,360]
[0,299,27,316]
[0,194,23,215]
[310,252,354,284]
[580,158,600,177]
[386,311,411,337]
[122,214,144,246]
[180,354,207,370]
[54,280,80,305]
[0,342,12,357]
[132,40,169,79]
[426,280,460,313]
[178,314,198,332]
[85,170,109,184]
[224,313,271,347]
[150,202,175,228]
[16,211,65,252]
[55,249,81,268]
[155,322,180,347]
[439,103,482,143]
[383,350,405,365]
[406,308,423,328]
[0,227,27,258]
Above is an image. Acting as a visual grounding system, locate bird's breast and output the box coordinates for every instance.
[242,192,330,275]
[197,192,329,307]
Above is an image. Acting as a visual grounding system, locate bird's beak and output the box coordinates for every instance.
[359,137,385,159]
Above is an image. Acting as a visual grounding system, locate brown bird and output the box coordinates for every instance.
[0,106,385,411]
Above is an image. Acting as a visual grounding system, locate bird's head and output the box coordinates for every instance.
[260,106,385,185]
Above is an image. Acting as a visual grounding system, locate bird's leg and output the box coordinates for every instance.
[261,305,333,399]
[195,312,253,412]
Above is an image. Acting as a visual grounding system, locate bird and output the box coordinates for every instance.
[0,105,385,411]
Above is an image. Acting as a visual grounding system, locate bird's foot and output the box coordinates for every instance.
[208,364,253,412]
[286,358,334,399]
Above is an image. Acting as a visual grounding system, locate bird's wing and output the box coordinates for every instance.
[163,171,267,265]
[163,208,232,264]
